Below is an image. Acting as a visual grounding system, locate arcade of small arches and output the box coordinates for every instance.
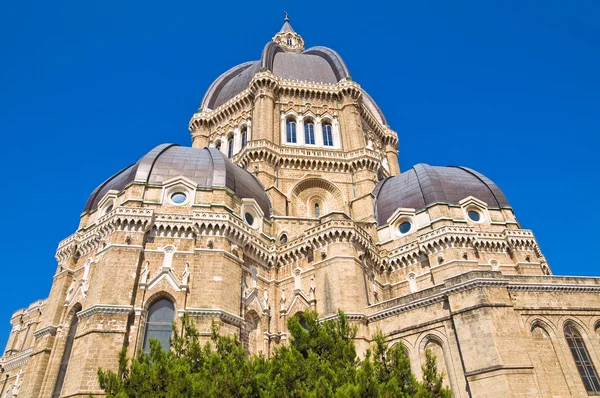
[212,122,250,158]
[282,112,340,149]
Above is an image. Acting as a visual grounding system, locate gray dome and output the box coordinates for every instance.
[200,42,387,125]
[84,144,271,217]
[373,164,510,225]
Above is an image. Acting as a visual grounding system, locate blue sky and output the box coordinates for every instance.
[0,0,598,346]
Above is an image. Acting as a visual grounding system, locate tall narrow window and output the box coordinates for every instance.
[304,120,315,145]
[52,304,81,398]
[322,122,333,146]
[286,119,297,143]
[241,128,247,148]
[565,323,600,394]
[227,137,234,158]
[314,203,320,218]
[143,298,175,351]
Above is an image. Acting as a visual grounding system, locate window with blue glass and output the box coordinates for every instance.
[286,119,297,143]
[314,203,320,218]
[241,128,247,148]
[322,123,333,146]
[227,138,234,158]
[143,298,175,351]
[304,120,315,145]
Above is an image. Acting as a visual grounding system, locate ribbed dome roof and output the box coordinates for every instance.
[373,164,510,225]
[200,41,387,125]
[84,144,271,217]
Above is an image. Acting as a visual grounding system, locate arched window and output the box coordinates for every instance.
[143,298,175,352]
[286,119,297,143]
[314,203,320,218]
[564,323,600,393]
[52,304,81,398]
[322,122,333,146]
[227,137,234,158]
[304,120,315,145]
[279,234,288,244]
[241,128,247,148]
[286,38,293,46]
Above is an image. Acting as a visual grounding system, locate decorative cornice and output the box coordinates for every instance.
[0,348,32,371]
[369,293,446,322]
[77,305,133,320]
[508,282,600,293]
[33,325,58,339]
[181,308,245,327]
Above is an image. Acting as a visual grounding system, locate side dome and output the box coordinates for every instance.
[199,42,387,126]
[373,164,510,225]
[84,144,271,217]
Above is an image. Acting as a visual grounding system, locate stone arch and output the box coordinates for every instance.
[144,290,178,311]
[563,320,600,394]
[52,302,82,398]
[417,333,453,391]
[142,296,176,352]
[529,319,570,397]
[594,319,600,338]
[289,178,345,218]
[243,310,262,355]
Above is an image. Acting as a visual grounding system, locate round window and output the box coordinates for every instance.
[399,221,412,234]
[468,210,481,222]
[245,212,254,226]
[280,234,288,244]
[170,192,187,205]
[105,205,113,214]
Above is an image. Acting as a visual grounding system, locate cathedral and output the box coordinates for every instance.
[2,16,600,398]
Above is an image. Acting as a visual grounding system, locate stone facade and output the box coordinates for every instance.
[2,17,600,398]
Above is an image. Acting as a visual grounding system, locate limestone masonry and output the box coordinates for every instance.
[2,16,600,398]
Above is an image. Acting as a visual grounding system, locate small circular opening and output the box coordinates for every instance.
[245,212,254,226]
[105,205,113,214]
[171,192,187,205]
[468,210,481,222]
[280,234,288,244]
[399,221,412,234]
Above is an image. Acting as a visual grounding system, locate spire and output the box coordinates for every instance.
[272,12,304,52]
[280,12,295,33]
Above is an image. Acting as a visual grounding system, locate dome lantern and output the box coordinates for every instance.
[272,12,305,52]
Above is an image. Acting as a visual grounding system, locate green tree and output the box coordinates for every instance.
[98,311,451,398]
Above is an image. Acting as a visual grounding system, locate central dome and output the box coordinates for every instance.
[199,21,387,126]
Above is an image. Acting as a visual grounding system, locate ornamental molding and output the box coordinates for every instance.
[385,226,543,271]
[33,325,58,339]
[181,308,244,327]
[369,293,446,322]
[77,304,133,320]
[0,348,33,371]
[189,77,390,142]
[56,208,154,262]
[275,215,379,268]
[234,139,384,173]
[319,312,368,324]
[507,282,600,293]
[193,211,276,266]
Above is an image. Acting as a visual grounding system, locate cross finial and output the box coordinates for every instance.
[284,11,289,22]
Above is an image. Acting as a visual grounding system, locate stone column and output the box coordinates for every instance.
[337,81,364,152]
[190,114,211,149]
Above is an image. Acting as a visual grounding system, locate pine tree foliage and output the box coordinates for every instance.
[98,311,452,397]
